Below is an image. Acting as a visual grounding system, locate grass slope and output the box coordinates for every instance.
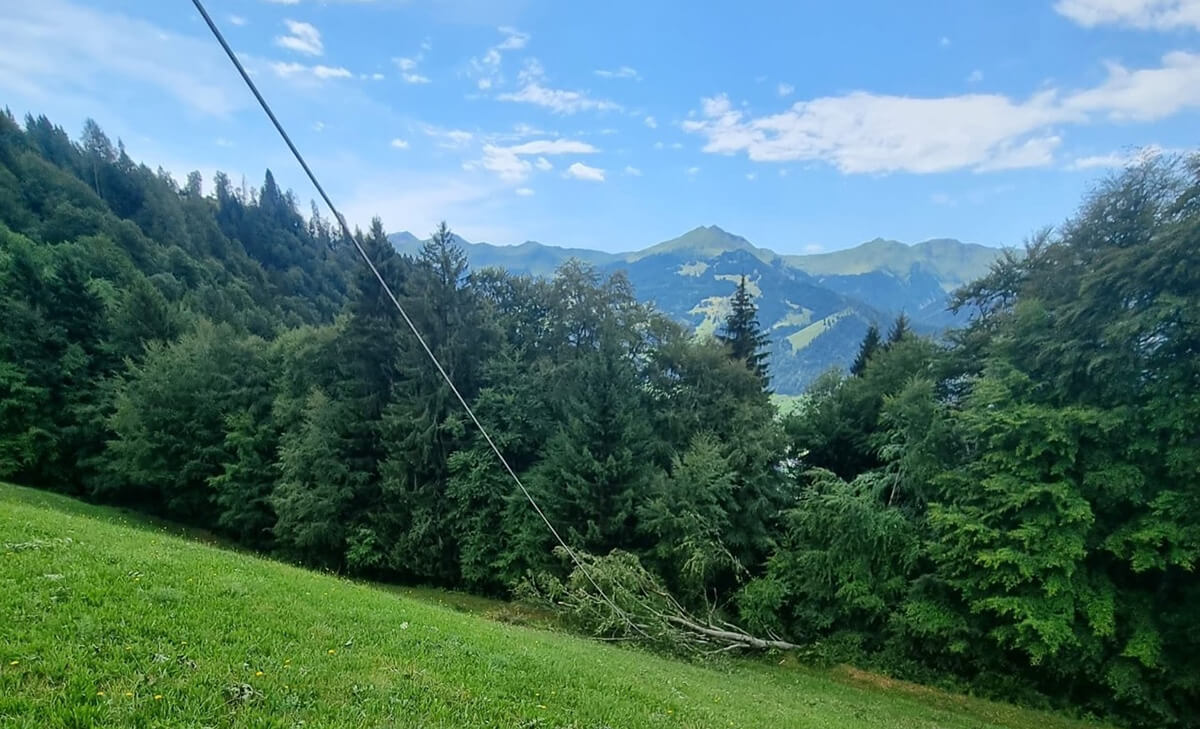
[1,483,1108,729]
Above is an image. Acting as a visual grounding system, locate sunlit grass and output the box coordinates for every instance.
[1,483,1109,728]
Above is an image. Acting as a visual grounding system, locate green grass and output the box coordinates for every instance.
[0,483,1109,729]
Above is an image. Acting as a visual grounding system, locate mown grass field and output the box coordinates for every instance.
[0,483,1110,729]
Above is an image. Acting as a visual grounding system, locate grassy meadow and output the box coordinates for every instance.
[1,482,1110,729]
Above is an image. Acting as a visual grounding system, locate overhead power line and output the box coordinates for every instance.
[188,0,638,631]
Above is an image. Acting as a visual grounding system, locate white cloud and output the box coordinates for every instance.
[401,73,431,84]
[803,243,824,254]
[670,142,683,149]
[275,19,323,56]
[497,83,621,114]
[1055,0,1200,30]
[967,69,984,83]
[518,58,546,85]
[1063,51,1200,121]
[215,137,234,148]
[474,145,531,181]
[777,82,794,97]
[467,139,596,182]
[682,52,1200,174]
[515,187,535,196]
[653,141,665,150]
[1069,144,1171,169]
[271,62,352,80]
[496,26,530,50]
[422,126,474,149]
[686,166,700,176]
[0,0,247,117]
[390,138,409,149]
[470,26,529,89]
[745,172,756,180]
[508,139,598,155]
[644,115,658,129]
[229,15,247,26]
[313,121,325,132]
[395,57,418,71]
[624,165,642,176]
[371,72,384,81]
[566,161,605,181]
[595,66,640,80]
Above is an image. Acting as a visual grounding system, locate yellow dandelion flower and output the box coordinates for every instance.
[537,704,547,710]
[327,649,336,655]
[96,691,105,696]
[8,660,17,666]
[124,692,133,697]
[154,694,163,700]
[284,659,291,664]
[255,671,264,677]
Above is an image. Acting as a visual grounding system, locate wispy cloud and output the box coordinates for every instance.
[595,66,640,80]
[229,15,247,26]
[466,138,598,182]
[682,51,1200,174]
[515,187,535,196]
[469,26,529,89]
[271,62,352,81]
[422,125,474,149]
[624,165,642,176]
[967,69,984,83]
[275,19,323,56]
[498,83,621,114]
[1068,144,1173,169]
[390,138,409,149]
[0,0,246,116]
[393,42,432,84]
[1055,0,1200,30]
[566,161,605,181]
[777,82,794,97]
[644,115,658,129]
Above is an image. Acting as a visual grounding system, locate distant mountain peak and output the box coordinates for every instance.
[627,225,775,263]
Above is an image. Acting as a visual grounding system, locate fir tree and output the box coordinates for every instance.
[718,275,770,384]
[850,323,882,376]
[886,312,911,346]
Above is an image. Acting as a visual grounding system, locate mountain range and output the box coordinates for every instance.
[388,226,1006,394]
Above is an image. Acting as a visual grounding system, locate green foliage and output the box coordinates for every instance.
[717,274,770,383]
[4,111,1199,728]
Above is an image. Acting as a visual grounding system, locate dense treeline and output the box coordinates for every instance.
[0,111,1196,727]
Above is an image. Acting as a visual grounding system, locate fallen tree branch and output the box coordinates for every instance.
[517,548,800,656]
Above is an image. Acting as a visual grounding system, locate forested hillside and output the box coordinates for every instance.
[1,111,1197,728]
[390,226,1004,392]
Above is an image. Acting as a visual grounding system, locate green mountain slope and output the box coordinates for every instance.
[390,226,1005,392]
[388,232,617,276]
[624,224,777,264]
[784,237,1001,290]
[0,483,1107,729]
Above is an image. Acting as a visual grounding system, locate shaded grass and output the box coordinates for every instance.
[1,483,1110,729]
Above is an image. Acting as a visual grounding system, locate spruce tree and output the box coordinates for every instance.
[886,312,911,347]
[718,275,770,384]
[850,323,882,376]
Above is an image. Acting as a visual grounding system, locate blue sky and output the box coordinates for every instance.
[2,0,1198,253]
